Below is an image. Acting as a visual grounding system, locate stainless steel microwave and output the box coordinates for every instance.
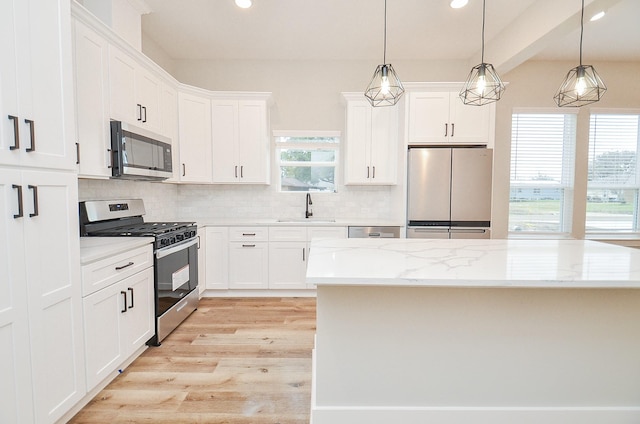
[110,121,173,181]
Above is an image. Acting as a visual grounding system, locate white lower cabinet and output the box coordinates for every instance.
[82,244,154,391]
[228,241,269,289]
[204,225,347,291]
[269,225,309,289]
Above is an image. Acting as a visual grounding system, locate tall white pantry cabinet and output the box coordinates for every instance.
[0,0,85,423]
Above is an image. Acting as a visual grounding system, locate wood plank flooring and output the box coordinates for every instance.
[69,297,316,424]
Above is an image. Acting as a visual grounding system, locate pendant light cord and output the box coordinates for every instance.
[383,0,387,64]
[481,0,486,63]
[579,0,584,66]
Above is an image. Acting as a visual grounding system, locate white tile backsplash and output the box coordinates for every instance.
[79,179,403,222]
[78,179,179,221]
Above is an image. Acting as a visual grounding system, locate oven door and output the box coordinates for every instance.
[154,237,198,317]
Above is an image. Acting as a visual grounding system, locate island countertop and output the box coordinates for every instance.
[306,238,640,288]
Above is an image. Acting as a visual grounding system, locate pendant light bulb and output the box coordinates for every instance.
[476,68,487,95]
[575,76,587,96]
[380,67,391,95]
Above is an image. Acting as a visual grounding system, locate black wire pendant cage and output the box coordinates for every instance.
[554,65,607,107]
[459,62,505,106]
[365,63,405,107]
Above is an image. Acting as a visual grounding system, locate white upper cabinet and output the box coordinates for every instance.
[0,0,77,170]
[408,90,495,146]
[72,18,111,178]
[211,97,270,184]
[108,46,162,135]
[344,95,399,185]
[178,91,212,183]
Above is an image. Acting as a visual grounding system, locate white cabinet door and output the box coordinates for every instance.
[82,277,125,391]
[345,101,371,184]
[178,92,212,183]
[228,242,268,289]
[237,100,268,183]
[211,99,269,184]
[73,18,111,178]
[369,106,398,184]
[1,0,76,171]
[22,170,85,423]
[408,91,450,144]
[136,67,162,134]
[205,227,229,290]
[0,169,33,424]
[120,268,154,355]
[178,93,211,183]
[449,98,494,145]
[268,241,307,289]
[108,46,162,133]
[108,46,137,126]
[161,82,178,140]
[211,100,239,183]
[345,98,398,185]
[0,0,22,166]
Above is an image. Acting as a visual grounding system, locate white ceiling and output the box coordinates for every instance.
[141,0,640,72]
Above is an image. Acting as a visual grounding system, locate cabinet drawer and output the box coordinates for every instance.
[229,227,268,242]
[269,226,307,242]
[81,244,153,297]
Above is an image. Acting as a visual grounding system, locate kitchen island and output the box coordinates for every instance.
[306,239,640,424]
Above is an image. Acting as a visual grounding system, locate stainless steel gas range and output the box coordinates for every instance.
[79,199,198,345]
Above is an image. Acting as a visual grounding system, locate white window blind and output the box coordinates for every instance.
[586,113,640,233]
[509,112,577,233]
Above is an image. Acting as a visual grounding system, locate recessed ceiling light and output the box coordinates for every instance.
[450,0,469,9]
[235,0,252,9]
[590,10,606,21]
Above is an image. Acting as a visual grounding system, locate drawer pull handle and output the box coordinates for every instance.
[242,244,256,248]
[115,261,134,271]
[242,233,256,236]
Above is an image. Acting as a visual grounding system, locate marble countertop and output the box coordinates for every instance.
[80,237,154,264]
[306,238,640,288]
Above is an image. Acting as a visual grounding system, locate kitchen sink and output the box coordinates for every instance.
[277,218,336,223]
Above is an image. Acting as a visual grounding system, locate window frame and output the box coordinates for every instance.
[508,108,578,237]
[585,109,640,236]
[273,130,341,193]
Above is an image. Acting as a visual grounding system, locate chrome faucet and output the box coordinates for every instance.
[305,193,313,218]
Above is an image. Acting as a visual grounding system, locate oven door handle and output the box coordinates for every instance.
[155,237,198,259]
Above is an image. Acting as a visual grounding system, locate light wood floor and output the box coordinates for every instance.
[69,297,316,424]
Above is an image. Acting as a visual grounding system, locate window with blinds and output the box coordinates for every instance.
[509,112,577,234]
[586,113,640,233]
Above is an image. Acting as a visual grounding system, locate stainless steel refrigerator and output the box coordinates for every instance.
[407,146,492,239]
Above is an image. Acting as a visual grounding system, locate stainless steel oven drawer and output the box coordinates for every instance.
[156,288,199,342]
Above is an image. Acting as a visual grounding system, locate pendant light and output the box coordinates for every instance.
[364,0,404,107]
[459,0,505,106]
[554,0,606,107]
